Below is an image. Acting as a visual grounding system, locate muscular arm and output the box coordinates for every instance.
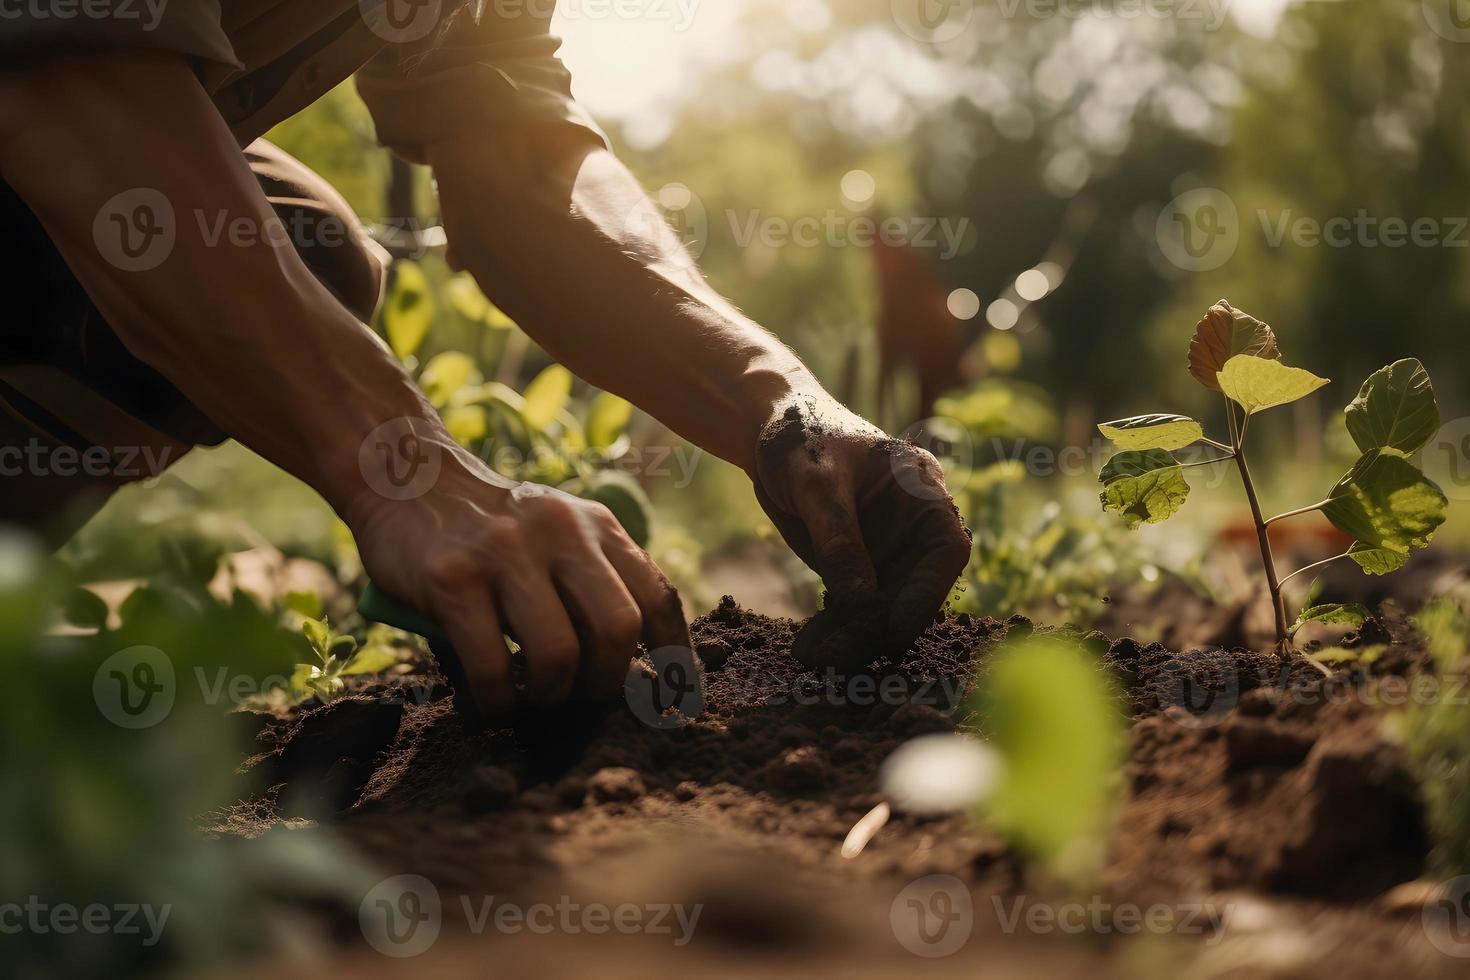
[430,135,825,472]
[432,133,972,664]
[0,50,692,713]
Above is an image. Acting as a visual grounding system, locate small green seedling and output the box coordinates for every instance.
[292,616,398,704]
[1097,300,1448,652]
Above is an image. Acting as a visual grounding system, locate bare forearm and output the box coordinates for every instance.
[0,51,448,517]
[430,138,835,472]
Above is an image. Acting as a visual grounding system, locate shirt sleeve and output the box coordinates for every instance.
[0,0,240,72]
[354,3,607,164]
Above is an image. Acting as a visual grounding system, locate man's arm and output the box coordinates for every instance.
[0,49,691,712]
[426,132,972,662]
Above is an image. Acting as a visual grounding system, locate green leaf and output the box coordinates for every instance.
[1292,602,1371,634]
[341,646,399,677]
[1097,414,1205,451]
[302,618,331,660]
[970,636,1125,885]
[444,274,489,322]
[383,261,434,360]
[1187,300,1280,391]
[1347,541,1409,576]
[1344,358,1439,455]
[1322,449,1448,565]
[522,364,573,432]
[1217,354,1329,414]
[443,404,488,446]
[484,302,516,331]
[419,351,481,408]
[586,392,634,449]
[1311,644,1387,666]
[1098,449,1190,529]
[282,590,323,619]
[61,587,109,630]
[574,472,653,547]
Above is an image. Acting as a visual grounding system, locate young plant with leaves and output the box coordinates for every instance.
[292,616,399,704]
[1096,300,1448,651]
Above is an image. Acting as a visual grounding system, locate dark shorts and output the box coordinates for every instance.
[0,140,384,542]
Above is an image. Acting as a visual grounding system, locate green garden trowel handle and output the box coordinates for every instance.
[358,582,487,730]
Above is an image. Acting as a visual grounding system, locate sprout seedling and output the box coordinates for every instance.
[1097,300,1448,653]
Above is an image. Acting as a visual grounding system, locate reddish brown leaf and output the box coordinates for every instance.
[1187,299,1281,390]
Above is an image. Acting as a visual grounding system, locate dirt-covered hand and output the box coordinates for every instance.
[348,437,691,717]
[752,399,972,671]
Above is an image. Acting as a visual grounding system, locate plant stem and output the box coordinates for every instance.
[1228,401,1290,649]
[1264,501,1329,526]
[1180,455,1234,469]
[1278,552,1353,590]
[1200,436,1235,454]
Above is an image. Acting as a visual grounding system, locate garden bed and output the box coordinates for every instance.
[220,597,1466,978]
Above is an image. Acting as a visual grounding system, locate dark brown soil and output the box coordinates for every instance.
[219,597,1467,979]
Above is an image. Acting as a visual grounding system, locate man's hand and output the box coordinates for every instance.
[752,398,972,671]
[348,441,691,717]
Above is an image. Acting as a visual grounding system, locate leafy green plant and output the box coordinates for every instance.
[967,635,1126,886]
[291,616,398,704]
[381,262,655,547]
[1097,301,1447,652]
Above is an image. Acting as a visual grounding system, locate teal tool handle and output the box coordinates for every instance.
[358,582,485,730]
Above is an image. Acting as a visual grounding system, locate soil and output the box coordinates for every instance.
[217,596,1467,979]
